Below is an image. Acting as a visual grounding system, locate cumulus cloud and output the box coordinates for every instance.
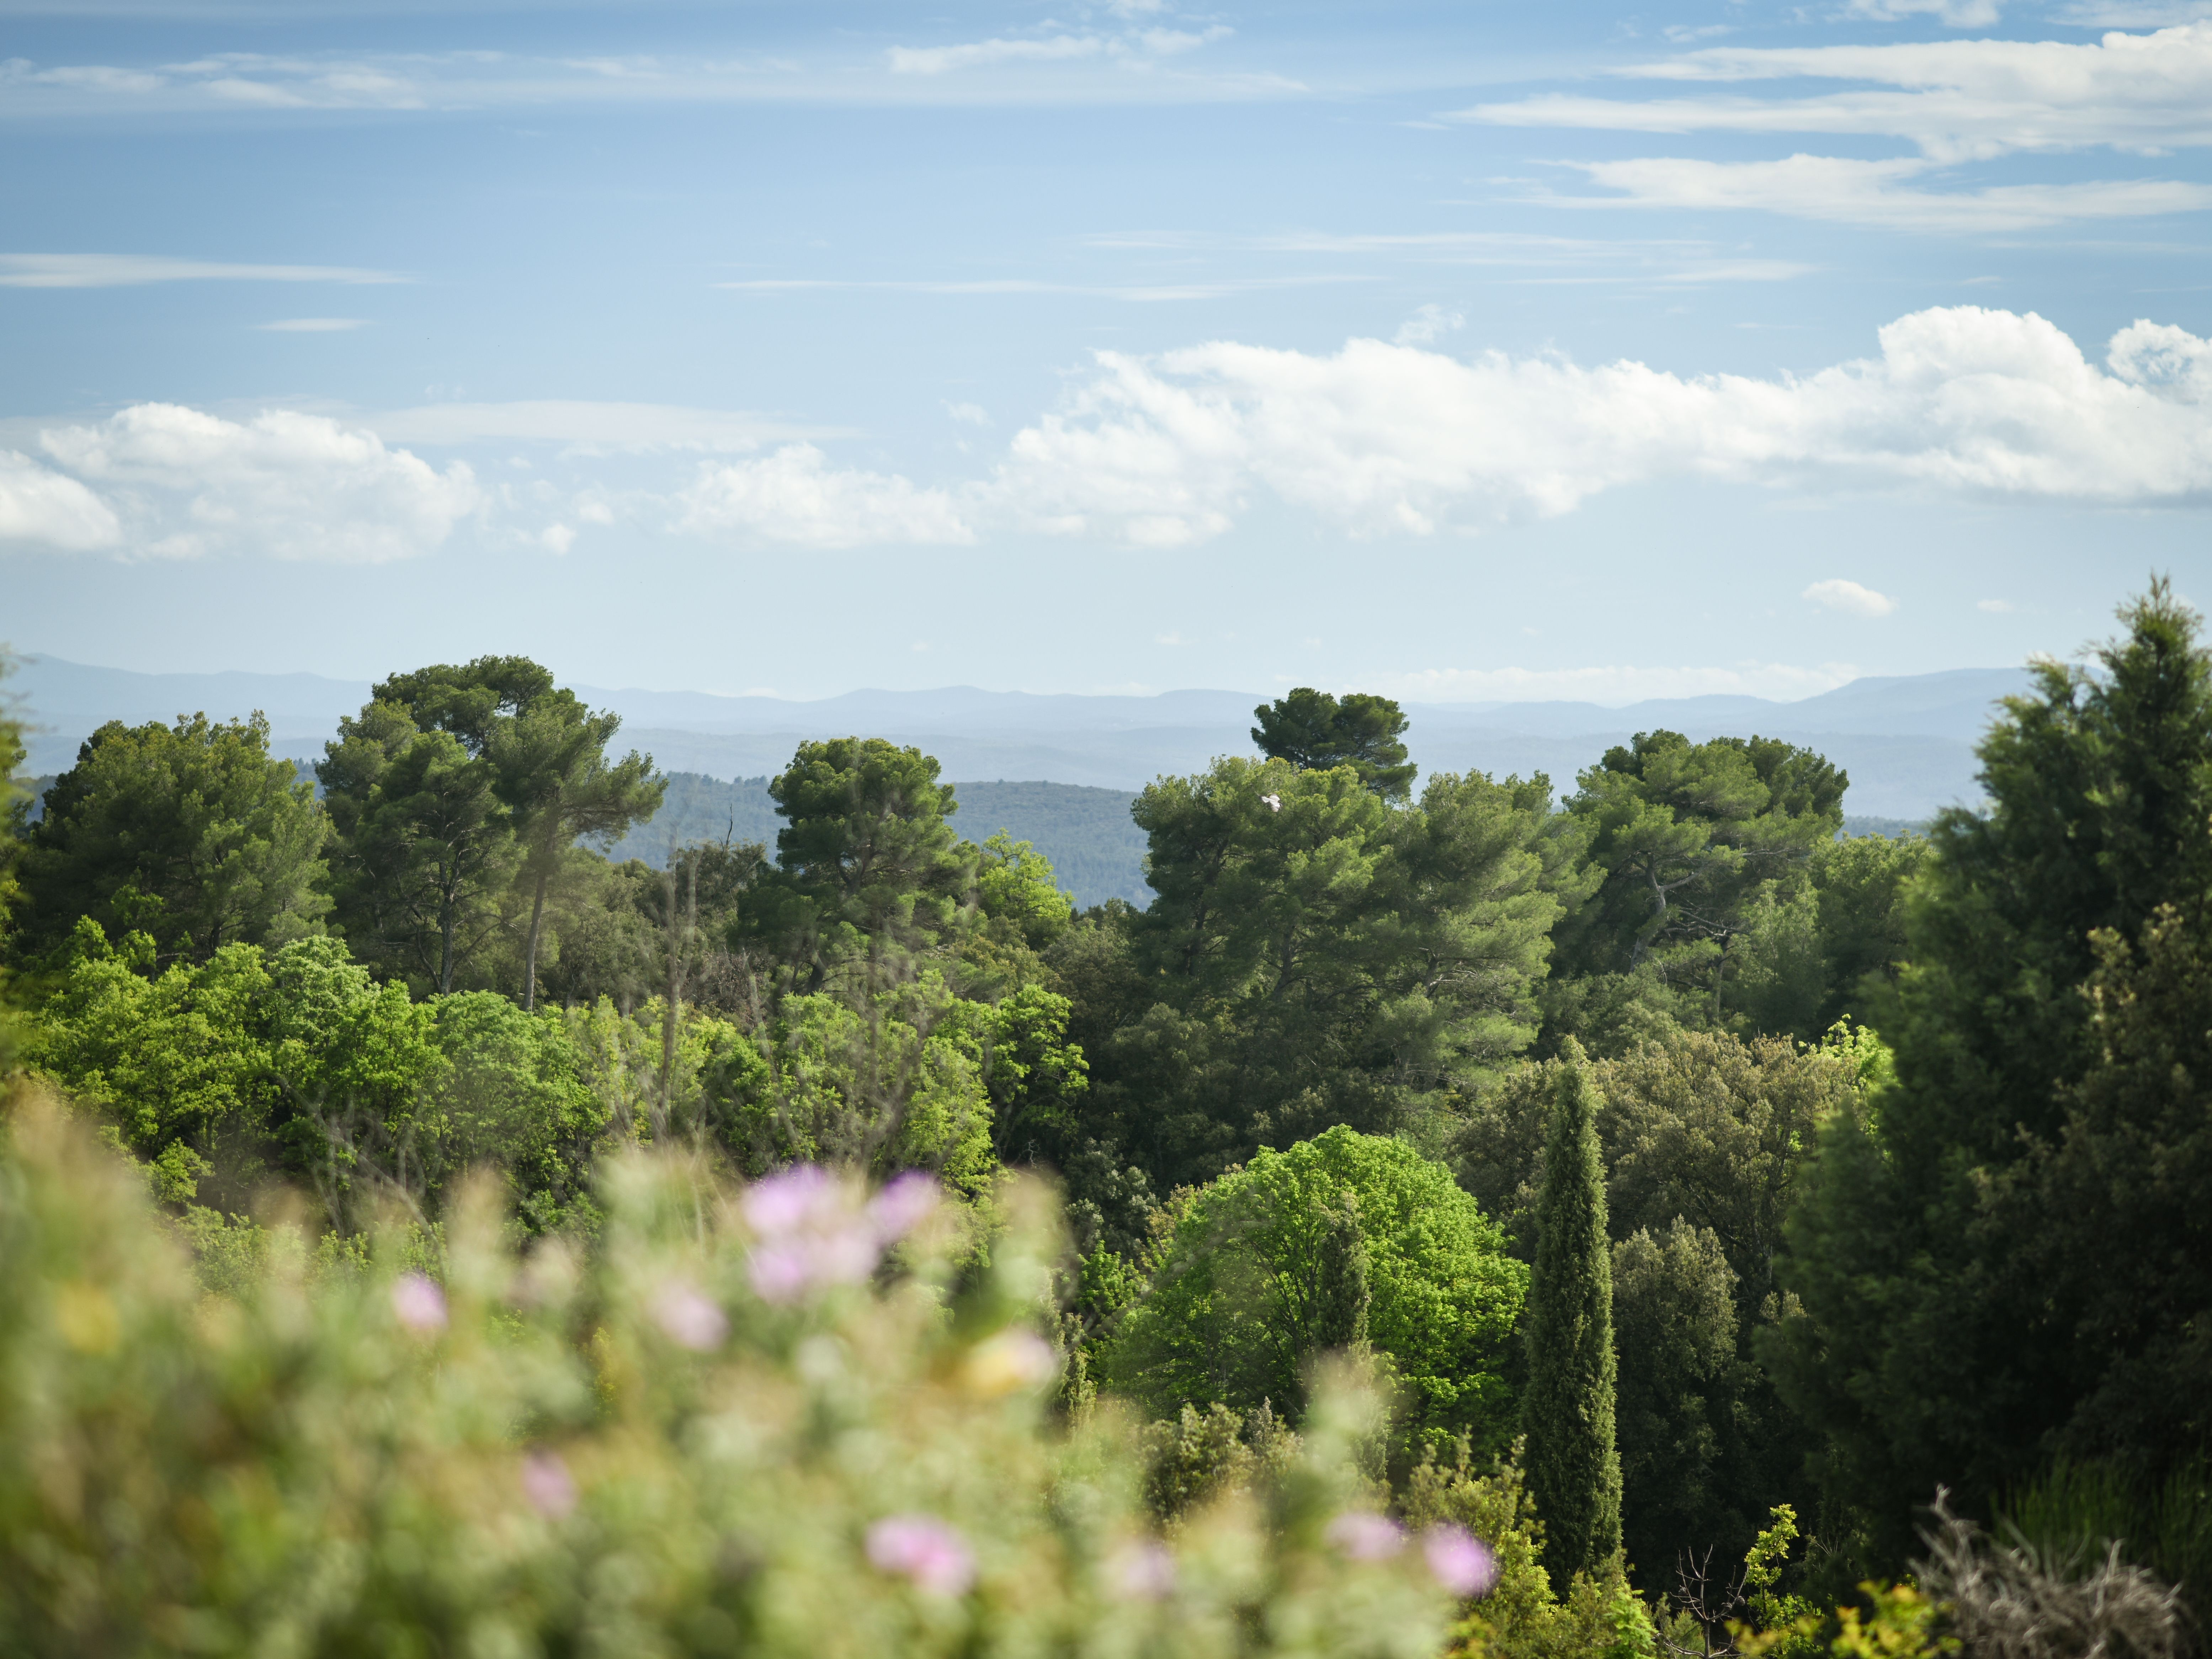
[1804,578,1900,617]
[0,451,122,551]
[1395,305,1465,345]
[1459,23,2212,163]
[982,307,2212,544]
[36,403,479,561]
[677,445,973,548]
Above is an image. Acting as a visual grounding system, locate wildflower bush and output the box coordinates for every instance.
[0,1094,1498,1658]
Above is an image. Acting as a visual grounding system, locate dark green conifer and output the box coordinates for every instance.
[1522,1039,1624,1591]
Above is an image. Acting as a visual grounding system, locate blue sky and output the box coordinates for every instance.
[4,0,2211,702]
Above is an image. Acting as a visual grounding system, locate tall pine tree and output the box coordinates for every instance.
[1523,1038,1624,1592]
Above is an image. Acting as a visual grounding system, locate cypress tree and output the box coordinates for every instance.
[1523,1038,1624,1591]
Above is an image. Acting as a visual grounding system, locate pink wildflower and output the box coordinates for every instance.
[867,1170,940,1244]
[1325,1511,1406,1561]
[391,1273,447,1334]
[743,1164,838,1235]
[1423,1525,1498,1598]
[521,1450,578,1520]
[741,1165,888,1304]
[866,1515,976,1596]
[652,1281,730,1350]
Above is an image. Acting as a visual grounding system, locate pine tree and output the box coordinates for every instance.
[1523,1038,1624,1592]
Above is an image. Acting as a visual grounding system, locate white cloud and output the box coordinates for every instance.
[1395,304,1465,345]
[258,316,367,331]
[1369,661,1860,704]
[0,450,121,551]
[1565,153,2212,229]
[887,35,1104,74]
[884,23,1229,76]
[0,253,405,288]
[1455,23,2212,163]
[1978,597,2015,611]
[983,307,2212,545]
[944,401,993,427]
[36,403,479,560]
[366,400,845,452]
[1841,0,2003,24]
[677,445,972,548]
[1803,578,1900,617]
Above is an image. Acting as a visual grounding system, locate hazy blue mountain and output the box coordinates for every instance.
[6,652,2026,824]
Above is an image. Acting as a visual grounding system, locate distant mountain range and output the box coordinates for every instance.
[6,653,2027,902]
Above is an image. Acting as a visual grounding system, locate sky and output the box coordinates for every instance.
[3,0,2211,704]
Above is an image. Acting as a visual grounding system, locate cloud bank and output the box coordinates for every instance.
[29,404,479,560]
[9,307,2212,557]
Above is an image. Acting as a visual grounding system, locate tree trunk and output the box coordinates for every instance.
[438,899,457,994]
[522,866,551,1011]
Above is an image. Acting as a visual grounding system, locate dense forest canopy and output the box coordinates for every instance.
[2,598,2208,1658]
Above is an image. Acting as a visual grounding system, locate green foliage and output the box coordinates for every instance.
[1457,1027,1861,1583]
[1252,687,1418,801]
[1549,730,1846,1047]
[16,712,330,969]
[1611,1219,1738,1586]
[1105,1127,1526,1453]
[1099,755,1564,1190]
[750,737,977,992]
[488,687,663,1010]
[1403,1441,1656,1659]
[320,704,517,994]
[26,931,621,1228]
[0,1106,1479,1659]
[977,829,1075,948]
[1769,580,2212,1570]
[1999,1457,2212,1625]
[1521,1043,1623,1591]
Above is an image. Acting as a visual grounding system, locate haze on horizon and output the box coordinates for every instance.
[2,0,2206,700]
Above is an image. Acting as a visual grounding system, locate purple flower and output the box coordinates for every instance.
[867,1171,940,1244]
[741,1165,893,1304]
[867,1515,976,1596]
[1422,1525,1498,1598]
[652,1281,730,1350]
[1325,1511,1406,1561]
[743,1164,838,1236]
[1109,1541,1177,1601]
[521,1450,578,1520]
[391,1272,447,1334]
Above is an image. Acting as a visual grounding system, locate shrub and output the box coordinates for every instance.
[0,1093,1490,1658]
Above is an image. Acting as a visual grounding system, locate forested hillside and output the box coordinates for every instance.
[1,593,2205,1659]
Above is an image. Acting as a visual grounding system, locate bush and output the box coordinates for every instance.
[0,1094,1493,1658]
[1103,1126,1526,1461]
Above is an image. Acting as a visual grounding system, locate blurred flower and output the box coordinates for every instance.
[652,1281,729,1350]
[867,1515,976,1596]
[867,1170,940,1244]
[391,1273,447,1334]
[1422,1525,1498,1598]
[1110,1540,1177,1601]
[743,1164,838,1235]
[742,1164,899,1304]
[961,1328,1058,1398]
[521,1450,578,1520]
[1325,1511,1405,1561]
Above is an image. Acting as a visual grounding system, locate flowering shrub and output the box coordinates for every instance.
[0,1094,1490,1658]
